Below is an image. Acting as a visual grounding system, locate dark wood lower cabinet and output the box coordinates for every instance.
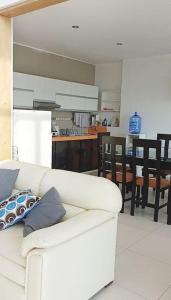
[52,139,98,172]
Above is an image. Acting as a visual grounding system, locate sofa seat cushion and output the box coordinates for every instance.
[0,223,25,286]
[0,199,85,287]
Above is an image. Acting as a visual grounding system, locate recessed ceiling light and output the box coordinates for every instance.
[116,42,123,46]
[72,25,79,29]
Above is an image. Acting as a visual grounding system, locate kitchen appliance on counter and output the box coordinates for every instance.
[52,125,60,136]
[13,110,52,168]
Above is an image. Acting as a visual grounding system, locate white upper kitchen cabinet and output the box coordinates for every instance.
[13,72,98,111]
[14,72,35,91]
[55,80,98,98]
[13,88,34,108]
[55,80,72,95]
[56,95,86,111]
[71,82,98,98]
[33,76,56,101]
[56,94,98,111]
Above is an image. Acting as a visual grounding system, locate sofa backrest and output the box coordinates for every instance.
[0,160,122,213]
[39,168,122,213]
[0,160,48,195]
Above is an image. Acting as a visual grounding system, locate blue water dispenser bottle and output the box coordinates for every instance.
[129,112,141,134]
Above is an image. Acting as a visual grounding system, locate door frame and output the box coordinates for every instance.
[0,0,68,160]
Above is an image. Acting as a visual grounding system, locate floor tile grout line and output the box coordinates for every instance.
[127,247,171,268]
[157,284,171,300]
[116,282,151,300]
[116,224,165,254]
[116,250,171,300]
[157,285,171,300]
[118,215,164,231]
[119,248,171,270]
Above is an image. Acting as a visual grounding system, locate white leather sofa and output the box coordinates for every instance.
[0,160,122,300]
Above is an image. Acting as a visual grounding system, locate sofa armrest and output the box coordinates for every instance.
[21,210,114,257]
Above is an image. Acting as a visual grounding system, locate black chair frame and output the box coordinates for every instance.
[102,136,131,212]
[130,139,169,222]
[97,132,110,176]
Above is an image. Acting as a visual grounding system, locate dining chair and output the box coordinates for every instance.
[157,133,171,160]
[97,132,110,176]
[157,133,171,198]
[102,136,132,212]
[130,139,170,222]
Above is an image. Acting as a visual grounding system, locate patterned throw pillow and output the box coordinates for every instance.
[0,191,40,231]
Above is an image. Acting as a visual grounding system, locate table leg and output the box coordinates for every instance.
[167,184,171,225]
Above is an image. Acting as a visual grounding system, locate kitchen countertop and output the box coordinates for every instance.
[52,134,97,142]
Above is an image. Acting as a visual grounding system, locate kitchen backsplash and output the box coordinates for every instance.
[52,110,120,130]
[52,111,73,130]
[52,111,91,130]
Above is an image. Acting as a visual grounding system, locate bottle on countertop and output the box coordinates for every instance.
[114,117,119,127]
[102,118,107,126]
[129,112,141,134]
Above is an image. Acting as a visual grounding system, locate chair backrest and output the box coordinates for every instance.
[97,132,110,174]
[102,136,126,183]
[157,133,171,160]
[132,139,162,191]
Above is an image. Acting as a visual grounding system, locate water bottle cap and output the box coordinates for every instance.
[135,112,138,115]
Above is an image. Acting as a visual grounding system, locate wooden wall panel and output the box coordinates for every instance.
[0,16,12,160]
[0,0,68,17]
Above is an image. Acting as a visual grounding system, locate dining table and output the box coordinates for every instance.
[104,151,171,224]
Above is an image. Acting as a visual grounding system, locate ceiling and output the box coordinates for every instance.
[0,0,24,10]
[13,0,171,64]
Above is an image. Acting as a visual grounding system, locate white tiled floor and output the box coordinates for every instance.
[91,196,171,300]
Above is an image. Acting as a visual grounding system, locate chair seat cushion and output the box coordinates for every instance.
[136,176,170,189]
[107,172,133,183]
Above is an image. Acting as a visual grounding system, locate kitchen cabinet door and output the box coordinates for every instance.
[14,72,35,91]
[67,141,81,172]
[13,88,34,108]
[34,77,56,101]
[72,82,98,98]
[56,94,85,111]
[83,98,98,111]
[56,94,98,111]
[80,140,98,172]
[52,141,68,170]
[55,80,72,95]
[52,141,81,171]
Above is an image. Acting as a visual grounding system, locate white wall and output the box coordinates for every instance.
[95,62,122,92]
[120,54,171,138]
[95,62,123,133]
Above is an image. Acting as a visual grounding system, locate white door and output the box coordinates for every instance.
[13,110,52,168]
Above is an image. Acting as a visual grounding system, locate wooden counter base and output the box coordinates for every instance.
[52,134,97,142]
[52,135,98,172]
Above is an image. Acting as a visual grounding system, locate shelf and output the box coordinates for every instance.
[102,100,120,102]
[101,90,121,103]
[101,109,120,112]
[57,108,97,113]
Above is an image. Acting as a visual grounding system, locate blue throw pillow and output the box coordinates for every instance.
[23,187,66,237]
[0,169,19,202]
[0,191,40,231]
